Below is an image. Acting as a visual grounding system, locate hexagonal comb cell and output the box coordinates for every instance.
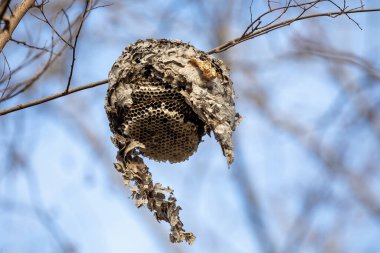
[125,85,204,162]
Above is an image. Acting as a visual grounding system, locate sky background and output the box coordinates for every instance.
[1,1,380,253]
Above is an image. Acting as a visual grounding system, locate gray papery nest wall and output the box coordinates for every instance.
[105,39,241,244]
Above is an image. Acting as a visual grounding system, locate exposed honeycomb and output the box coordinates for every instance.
[124,81,204,162]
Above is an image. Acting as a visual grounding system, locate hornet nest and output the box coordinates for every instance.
[105,39,241,244]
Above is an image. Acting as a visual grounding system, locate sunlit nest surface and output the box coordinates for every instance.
[106,39,240,164]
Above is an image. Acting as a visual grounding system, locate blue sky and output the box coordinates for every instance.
[1,1,380,253]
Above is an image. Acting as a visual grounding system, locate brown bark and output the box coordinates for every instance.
[0,0,35,52]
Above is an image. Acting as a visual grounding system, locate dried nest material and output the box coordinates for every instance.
[113,142,195,244]
[105,39,241,244]
[106,39,240,164]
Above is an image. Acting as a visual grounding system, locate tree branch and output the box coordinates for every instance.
[208,8,380,54]
[0,79,108,116]
[0,0,34,52]
[0,0,11,22]
[66,0,90,92]
[9,37,51,52]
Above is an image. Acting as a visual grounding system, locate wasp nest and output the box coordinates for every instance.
[105,39,240,244]
[106,39,240,163]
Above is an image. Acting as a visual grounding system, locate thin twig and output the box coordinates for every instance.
[38,5,73,48]
[0,79,108,116]
[0,9,84,84]
[208,8,380,54]
[0,51,11,98]
[249,0,254,32]
[90,3,113,11]
[327,0,364,29]
[65,0,91,92]
[0,24,58,101]
[61,8,73,44]
[10,37,51,52]
[58,0,77,44]
[241,0,324,37]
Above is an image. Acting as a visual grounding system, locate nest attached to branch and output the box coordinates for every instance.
[105,39,240,244]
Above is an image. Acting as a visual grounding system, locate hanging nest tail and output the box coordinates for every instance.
[105,39,241,244]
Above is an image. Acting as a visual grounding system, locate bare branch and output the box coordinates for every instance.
[0,0,11,22]
[0,79,108,116]
[0,25,59,101]
[326,0,364,29]
[0,3,90,99]
[0,41,59,101]
[60,8,73,44]
[38,5,73,48]
[249,0,254,32]
[0,51,11,98]
[0,0,35,51]
[9,37,51,52]
[208,7,380,54]
[66,0,91,92]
